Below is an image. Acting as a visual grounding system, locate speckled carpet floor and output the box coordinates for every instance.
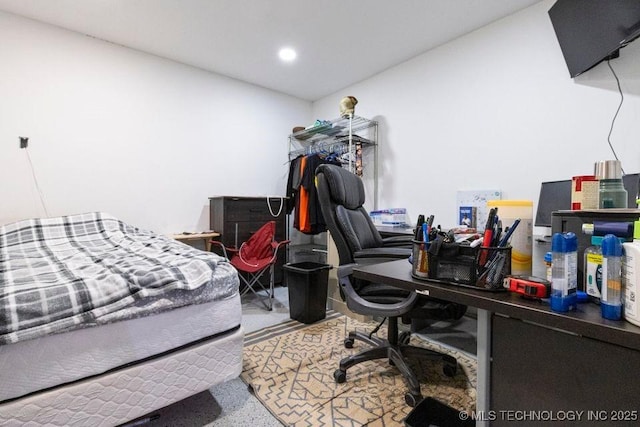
[241,312,476,426]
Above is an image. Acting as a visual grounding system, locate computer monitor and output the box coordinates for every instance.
[534,180,572,228]
[623,173,640,207]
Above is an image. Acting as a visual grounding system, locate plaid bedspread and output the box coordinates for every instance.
[0,212,237,345]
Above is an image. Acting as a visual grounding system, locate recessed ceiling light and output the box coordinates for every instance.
[278,47,297,62]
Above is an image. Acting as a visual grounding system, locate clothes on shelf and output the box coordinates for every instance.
[286,153,341,235]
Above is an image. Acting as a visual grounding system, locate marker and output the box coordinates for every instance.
[479,208,496,265]
[497,218,520,248]
[470,237,483,248]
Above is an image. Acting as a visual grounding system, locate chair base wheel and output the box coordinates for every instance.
[344,338,354,348]
[334,369,347,383]
[405,392,422,407]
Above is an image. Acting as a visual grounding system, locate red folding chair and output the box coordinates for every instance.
[210,221,290,310]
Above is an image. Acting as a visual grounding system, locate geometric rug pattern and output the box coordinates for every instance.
[241,312,476,426]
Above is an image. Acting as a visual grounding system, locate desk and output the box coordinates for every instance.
[172,232,220,252]
[353,259,640,426]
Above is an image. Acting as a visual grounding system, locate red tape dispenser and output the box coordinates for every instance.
[503,275,551,299]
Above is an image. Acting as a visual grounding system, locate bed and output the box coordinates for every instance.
[0,212,243,426]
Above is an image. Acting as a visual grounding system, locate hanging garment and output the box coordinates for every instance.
[298,156,310,233]
[285,155,303,215]
[285,153,341,235]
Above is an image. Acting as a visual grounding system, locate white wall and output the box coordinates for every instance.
[3,1,639,236]
[312,0,640,232]
[0,11,310,234]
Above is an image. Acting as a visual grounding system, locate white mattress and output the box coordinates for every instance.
[0,292,241,403]
[0,325,244,427]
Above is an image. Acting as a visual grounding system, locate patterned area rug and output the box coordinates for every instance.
[241,312,477,426]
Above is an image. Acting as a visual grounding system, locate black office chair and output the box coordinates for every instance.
[315,163,466,407]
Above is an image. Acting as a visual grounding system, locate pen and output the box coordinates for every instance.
[497,218,520,248]
[492,219,502,247]
[482,251,507,287]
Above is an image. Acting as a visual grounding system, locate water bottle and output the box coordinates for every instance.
[601,234,623,320]
[550,232,577,312]
[595,160,627,208]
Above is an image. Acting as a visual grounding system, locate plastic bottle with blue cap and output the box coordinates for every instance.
[601,234,623,320]
[550,232,578,312]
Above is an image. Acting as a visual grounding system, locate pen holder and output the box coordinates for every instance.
[475,246,512,290]
[426,239,478,285]
[411,239,430,278]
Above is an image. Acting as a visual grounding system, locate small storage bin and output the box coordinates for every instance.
[411,237,511,291]
[283,262,332,324]
[427,239,478,285]
[404,397,475,427]
[411,239,431,278]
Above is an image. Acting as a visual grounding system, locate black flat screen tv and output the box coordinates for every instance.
[549,0,640,77]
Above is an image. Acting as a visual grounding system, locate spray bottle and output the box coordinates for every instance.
[623,219,640,326]
[550,232,578,312]
[601,234,623,320]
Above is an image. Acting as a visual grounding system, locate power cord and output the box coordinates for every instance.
[24,147,49,217]
[266,196,284,217]
[369,317,386,339]
[606,59,626,175]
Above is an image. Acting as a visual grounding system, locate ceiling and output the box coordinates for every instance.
[0,0,542,101]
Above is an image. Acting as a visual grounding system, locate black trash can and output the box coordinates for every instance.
[404,397,475,427]
[283,262,332,324]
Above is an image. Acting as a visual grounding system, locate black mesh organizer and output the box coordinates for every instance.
[411,238,510,291]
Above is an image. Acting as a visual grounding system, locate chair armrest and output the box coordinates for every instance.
[337,270,418,317]
[337,264,356,280]
[381,235,414,248]
[268,239,291,262]
[271,240,291,251]
[209,240,238,259]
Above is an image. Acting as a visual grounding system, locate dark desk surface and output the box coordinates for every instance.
[353,259,640,352]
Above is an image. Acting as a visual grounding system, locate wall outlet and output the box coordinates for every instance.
[19,137,28,149]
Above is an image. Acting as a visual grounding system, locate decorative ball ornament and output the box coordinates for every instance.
[339,96,358,118]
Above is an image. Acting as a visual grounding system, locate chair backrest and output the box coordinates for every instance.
[239,220,275,262]
[315,164,383,265]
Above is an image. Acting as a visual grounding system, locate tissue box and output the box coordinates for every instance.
[369,208,408,227]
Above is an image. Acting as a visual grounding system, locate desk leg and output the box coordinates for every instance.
[205,238,212,252]
[476,309,491,427]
